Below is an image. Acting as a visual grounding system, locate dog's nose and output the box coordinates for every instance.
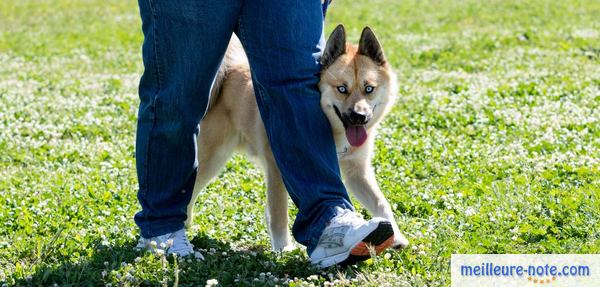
[348,110,369,125]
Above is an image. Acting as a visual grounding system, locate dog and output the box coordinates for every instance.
[185,24,409,251]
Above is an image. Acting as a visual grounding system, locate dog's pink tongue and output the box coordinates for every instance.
[345,125,368,147]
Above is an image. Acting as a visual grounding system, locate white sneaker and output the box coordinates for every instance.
[135,228,195,257]
[309,210,395,268]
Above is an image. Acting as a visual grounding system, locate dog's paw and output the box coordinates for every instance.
[271,236,297,252]
[391,230,409,249]
[281,243,297,252]
[273,242,298,252]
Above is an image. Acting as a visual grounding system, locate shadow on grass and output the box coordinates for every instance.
[14,232,339,286]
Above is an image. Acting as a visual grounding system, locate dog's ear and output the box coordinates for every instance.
[358,26,386,65]
[321,24,346,68]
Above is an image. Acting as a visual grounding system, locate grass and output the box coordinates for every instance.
[1,0,599,286]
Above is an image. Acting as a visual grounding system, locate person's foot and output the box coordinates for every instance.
[135,228,195,257]
[309,210,395,268]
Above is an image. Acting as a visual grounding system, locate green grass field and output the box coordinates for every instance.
[1,0,599,286]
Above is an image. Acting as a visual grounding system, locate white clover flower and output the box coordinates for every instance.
[165,239,173,248]
[101,270,107,278]
[155,249,165,256]
[465,207,476,216]
[205,278,218,286]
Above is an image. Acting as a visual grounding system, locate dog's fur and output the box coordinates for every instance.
[185,25,408,251]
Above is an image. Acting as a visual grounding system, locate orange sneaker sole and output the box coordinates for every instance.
[340,221,395,266]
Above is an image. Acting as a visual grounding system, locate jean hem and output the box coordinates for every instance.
[138,220,185,239]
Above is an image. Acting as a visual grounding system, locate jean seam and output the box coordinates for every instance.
[149,0,163,91]
[256,85,273,138]
[147,0,162,235]
[236,19,273,139]
[140,0,162,201]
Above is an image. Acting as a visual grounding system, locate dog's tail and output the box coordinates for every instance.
[208,35,248,110]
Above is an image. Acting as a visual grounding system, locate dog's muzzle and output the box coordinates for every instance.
[348,110,371,125]
[333,105,348,128]
[333,105,372,126]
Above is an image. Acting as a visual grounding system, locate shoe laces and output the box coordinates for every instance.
[330,210,365,228]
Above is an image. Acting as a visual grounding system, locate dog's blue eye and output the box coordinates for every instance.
[336,86,348,94]
[365,85,375,94]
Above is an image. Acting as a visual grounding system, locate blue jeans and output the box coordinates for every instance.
[134,0,353,254]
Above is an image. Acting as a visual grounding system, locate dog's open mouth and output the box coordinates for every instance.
[333,105,368,147]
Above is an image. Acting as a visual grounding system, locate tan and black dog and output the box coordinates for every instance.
[185,25,409,251]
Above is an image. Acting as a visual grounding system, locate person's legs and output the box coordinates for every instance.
[134,0,242,238]
[235,0,354,254]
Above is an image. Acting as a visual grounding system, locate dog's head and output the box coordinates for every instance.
[319,25,397,147]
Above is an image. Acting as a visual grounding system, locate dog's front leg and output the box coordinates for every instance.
[341,160,409,248]
[264,158,295,251]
